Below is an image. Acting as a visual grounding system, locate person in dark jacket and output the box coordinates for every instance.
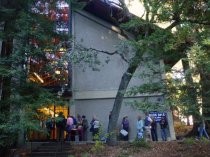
[151,116,158,141]
[159,116,168,141]
[121,116,129,141]
[55,112,66,141]
[82,115,89,141]
[46,116,55,140]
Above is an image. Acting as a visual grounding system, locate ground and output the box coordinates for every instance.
[68,139,210,157]
[13,139,210,157]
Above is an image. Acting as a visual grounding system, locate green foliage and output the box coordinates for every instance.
[115,0,210,131]
[81,153,89,157]
[0,0,70,151]
[130,138,151,151]
[200,137,210,144]
[127,99,168,113]
[127,82,164,95]
[91,140,105,154]
[91,127,107,154]
[117,150,129,157]
[165,39,210,120]
[69,43,102,71]
[183,137,196,145]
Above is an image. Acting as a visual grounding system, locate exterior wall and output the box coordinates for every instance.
[72,11,129,93]
[73,96,174,141]
[71,11,175,141]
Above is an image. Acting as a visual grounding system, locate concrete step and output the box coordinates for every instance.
[29,152,71,157]
[28,142,73,157]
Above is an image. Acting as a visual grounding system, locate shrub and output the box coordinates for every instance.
[183,137,195,145]
[130,138,151,152]
[91,140,105,154]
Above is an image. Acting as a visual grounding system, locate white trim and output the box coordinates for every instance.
[74,90,163,100]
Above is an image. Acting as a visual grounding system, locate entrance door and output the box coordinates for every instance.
[28,105,69,141]
[49,105,69,140]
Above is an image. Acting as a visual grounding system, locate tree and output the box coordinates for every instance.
[0,0,77,153]
[106,0,210,144]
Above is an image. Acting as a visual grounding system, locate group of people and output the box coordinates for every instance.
[45,113,102,141]
[120,113,168,141]
[45,112,89,141]
[45,112,169,142]
[45,112,210,142]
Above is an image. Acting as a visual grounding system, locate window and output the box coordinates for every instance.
[29,0,71,88]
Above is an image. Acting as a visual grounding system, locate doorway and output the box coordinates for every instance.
[28,105,69,141]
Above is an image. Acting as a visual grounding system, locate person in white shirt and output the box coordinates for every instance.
[91,116,100,141]
[136,115,144,139]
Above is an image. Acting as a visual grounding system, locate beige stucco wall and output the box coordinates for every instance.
[71,11,175,141]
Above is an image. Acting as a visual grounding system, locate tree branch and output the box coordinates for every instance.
[79,46,129,63]
[184,19,210,26]
[166,18,210,31]
[165,20,180,30]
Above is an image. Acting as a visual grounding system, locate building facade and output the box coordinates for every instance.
[70,4,176,140]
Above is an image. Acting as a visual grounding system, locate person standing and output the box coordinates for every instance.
[92,116,100,141]
[136,115,144,139]
[45,116,54,140]
[121,116,129,141]
[144,113,153,141]
[198,119,209,139]
[77,114,83,141]
[160,116,168,141]
[151,116,158,141]
[66,115,74,141]
[90,117,95,133]
[81,115,89,141]
[55,112,66,141]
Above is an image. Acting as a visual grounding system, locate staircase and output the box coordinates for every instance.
[29,142,72,157]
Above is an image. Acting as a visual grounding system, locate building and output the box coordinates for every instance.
[70,0,176,141]
[27,0,175,141]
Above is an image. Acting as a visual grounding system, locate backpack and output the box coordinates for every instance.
[46,120,54,129]
[144,117,151,126]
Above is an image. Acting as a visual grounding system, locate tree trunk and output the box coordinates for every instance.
[0,20,13,114]
[107,58,140,145]
[200,71,210,118]
[0,20,16,147]
[182,59,200,136]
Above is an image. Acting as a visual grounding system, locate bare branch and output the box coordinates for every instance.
[83,47,129,63]
[165,20,180,30]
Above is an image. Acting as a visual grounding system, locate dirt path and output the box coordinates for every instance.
[12,140,210,157]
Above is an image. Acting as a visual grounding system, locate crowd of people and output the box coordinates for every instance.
[120,113,169,142]
[45,112,103,142]
[45,112,90,141]
[45,112,170,142]
[45,111,210,142]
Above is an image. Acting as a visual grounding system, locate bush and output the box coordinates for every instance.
[91,140,105,154]
[130,138,151,152]
[174,122,192,136]
[200,137,210,144]
[183,137,195,145]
